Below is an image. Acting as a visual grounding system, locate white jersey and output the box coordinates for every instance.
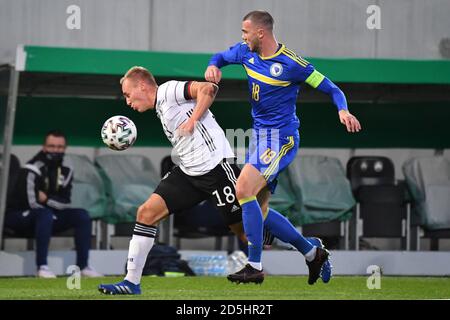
[155,80,234,176]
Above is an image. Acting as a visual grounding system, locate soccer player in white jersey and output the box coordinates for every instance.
[98,66,329,295]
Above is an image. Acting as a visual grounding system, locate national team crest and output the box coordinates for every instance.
[270,63,283,77]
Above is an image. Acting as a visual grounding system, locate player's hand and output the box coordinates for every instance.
[204,66,222,84]
[339,110,361,133]
[178,119,195,137]
[38,191,48,204]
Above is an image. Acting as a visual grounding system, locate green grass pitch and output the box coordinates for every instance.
[0,276,449,300]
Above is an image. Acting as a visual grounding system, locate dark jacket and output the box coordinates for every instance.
[7,151,73,211]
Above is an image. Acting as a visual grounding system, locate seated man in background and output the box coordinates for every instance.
[5,130,103,278]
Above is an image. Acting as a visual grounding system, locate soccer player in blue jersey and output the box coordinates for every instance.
[205,10,361,285]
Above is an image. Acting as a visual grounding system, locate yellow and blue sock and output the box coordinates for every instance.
[239,196,263,270]
[264,208,314,255]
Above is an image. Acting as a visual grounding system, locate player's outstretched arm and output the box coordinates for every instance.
[304,69,362,133]
[178,82,219,136]
[205,42,248,84]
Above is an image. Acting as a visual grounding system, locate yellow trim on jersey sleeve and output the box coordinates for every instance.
[305,70,325,88]
[244,65,291,87]
[259,44,286,60]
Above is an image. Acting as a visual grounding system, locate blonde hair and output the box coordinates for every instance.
[120,66,156,86]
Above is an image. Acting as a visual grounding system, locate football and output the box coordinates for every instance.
[101,115,137,151]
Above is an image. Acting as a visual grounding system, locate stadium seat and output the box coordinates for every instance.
[1,153,34,250]
[64,154,110,249]
[402,156,450,250]
[2,153,21,205]
[65,154,109,220]
[269,170,297,218]
[95,154,160,223]
[283,155,355,250]
[347,156,411,250]
[271,171,343,250]
[95,154,160,248]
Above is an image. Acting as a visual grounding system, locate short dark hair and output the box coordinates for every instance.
[44,130,67,144]
[243,10,274,31]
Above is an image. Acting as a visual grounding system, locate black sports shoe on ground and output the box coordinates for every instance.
[227,264,265,284]
[306,247,330,285]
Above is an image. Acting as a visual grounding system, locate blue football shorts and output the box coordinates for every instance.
[245,128,300,193]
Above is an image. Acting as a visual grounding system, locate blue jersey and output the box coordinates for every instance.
[210,42,327,133]
[209,42,348,192]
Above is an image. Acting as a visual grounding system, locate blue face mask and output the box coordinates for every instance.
[44,152,64,165]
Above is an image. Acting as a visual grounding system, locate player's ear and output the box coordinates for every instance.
[139,80,146,91]
[257,28,264,39]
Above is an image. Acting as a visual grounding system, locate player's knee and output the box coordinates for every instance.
[235,187,250,200]
[235,182,255,200]
[136,203,159,225]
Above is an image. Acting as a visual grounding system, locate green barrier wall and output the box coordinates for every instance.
[12,97,450,148]
[24,46,450,84]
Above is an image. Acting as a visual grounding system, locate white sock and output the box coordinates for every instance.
[305,246,317,262]
[124,234,155,285]
[248,261,262,271]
